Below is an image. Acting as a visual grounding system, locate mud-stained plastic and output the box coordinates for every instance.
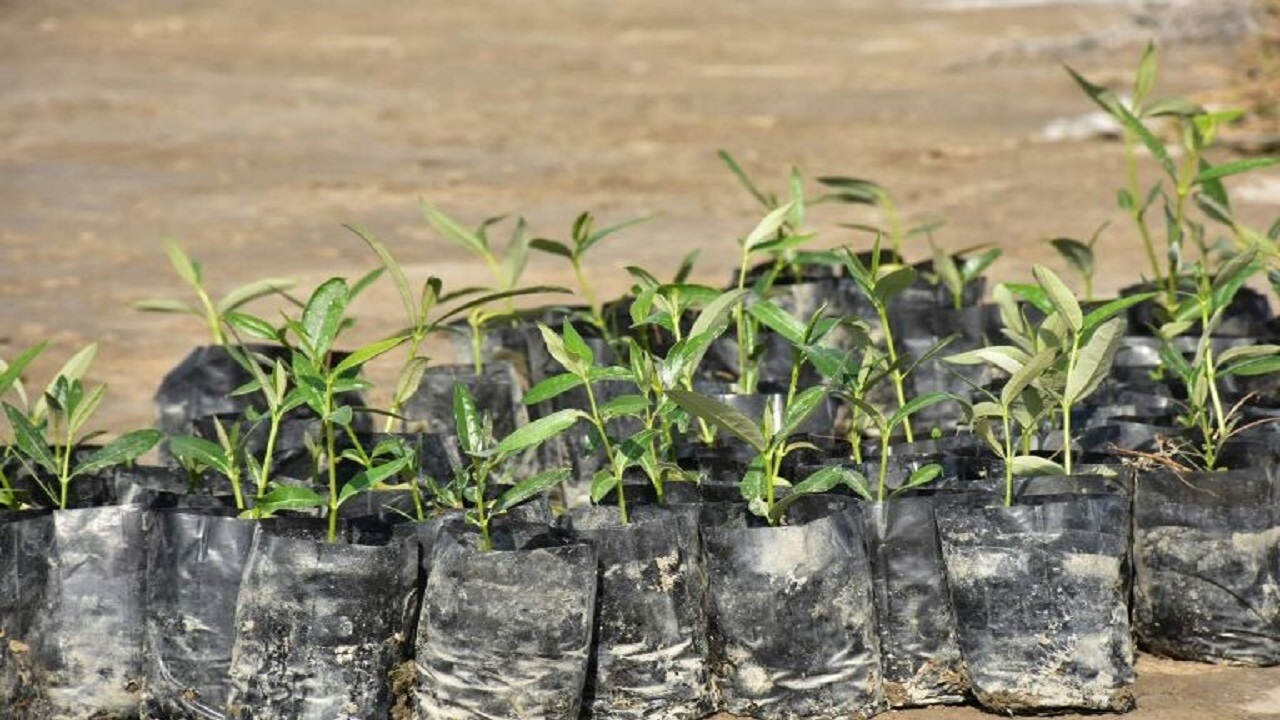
[225,522,414,719]
[1133,466,1280,665]
[2,504,148,718]
[935,494,1136,713]
[862,496,967,708]
[701,501,884,719]
[143,509,256,719]
[414,522,597,720]
[565,505,713,719]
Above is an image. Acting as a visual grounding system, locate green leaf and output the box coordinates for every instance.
[1010,455,1066,477]
[560,322,596,367]
[1033,264,1083,333]
[688,288,751,339]
[326,405,354,426]
[816,176,886,205]
[768,464,856,522]
[499,216,530,291]
[132,299,198,315]
[523,373,585,405]
[224,312,282,343]
[1217,344,1280,366]
[743,202,795,252]
[66,384,106,439]
[435,285,572,326]
[74,429,163,478]
[536,323,586,376]
[780,386,827,438]
[253,484,325,514]
[873,266,917,304]
[492,468,571,514]
[668,389,766,452]
[600,394,649,421]
[717,149,771,208]
[493,409,581,458]
[346,224,416,323]
[1049,238,1094,280]
[1144,97,1202,118]
[298,278,349,361]
[1133,41,1158,108]
[943,346,1029,376]
[217,278,297,315]
[588,366,633,383]
[1195,157,1280,184]
[4,404,56,476]
[422,202,487,255]
[1224,355,1280,377]
[337,454,414,505]
[1082,293,1152,333]
[163,239,201,288]
[529,238,573,259]
[747,299,806,345]
[333,335,408,376]
[1003,283,1053,316]
[582,214,653,255]
[898,463,944,493]
[1064,63,1178,180]
[1001,347,1056,409]
[888,392,953,432]
[167,435,232,476]
[0,342,47,398]
[393,356,431,406]
[1065,317,1125,404]
[590,468,618,503]
[453,382,485,456]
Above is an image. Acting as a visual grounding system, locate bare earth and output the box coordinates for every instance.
[3,1,1279,717]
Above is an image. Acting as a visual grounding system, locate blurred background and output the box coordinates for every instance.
[1,0,1277,431]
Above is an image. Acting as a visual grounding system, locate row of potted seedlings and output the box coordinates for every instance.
[3,44,1280,719]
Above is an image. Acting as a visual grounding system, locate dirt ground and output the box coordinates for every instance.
[3,0,1280,716]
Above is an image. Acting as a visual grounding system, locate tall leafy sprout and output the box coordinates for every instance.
[134,239,295,346]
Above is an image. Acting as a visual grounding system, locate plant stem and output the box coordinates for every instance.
[876,304,913,443]
[734,250,755,394]
[583,378,626,523]
[1003,412,1015,507]
[1123,133,1163,287]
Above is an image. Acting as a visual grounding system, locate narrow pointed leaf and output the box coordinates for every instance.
[75,429,163,478]
[1195,157,1280,184]
[888,392,953,432]
[338,454,414,504]
[167,435,233,476]
[254,484,325,514]
[1010,455,1066,477]
[217,278,297,315]
[747,298,806,345]
[163,240,201,287]
[493,409,581,457]
[743,202,795,252]
[298,278,349,361]
[333,336,409,376]
[1065,317,1125,403]
[493,468,571,514]
[422,202,487,254]
[453,382,485,456]
[780,386,827,438]
[524,373,585,405]
[668,388,766,452]
[1033,264,1083,332]
[5,404,56,475]
[132,299,198,314]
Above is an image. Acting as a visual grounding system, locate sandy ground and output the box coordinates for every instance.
[3,0,1280,716]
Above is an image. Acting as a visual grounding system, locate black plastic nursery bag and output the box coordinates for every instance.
[226,522,414,719]
[862,496,967,707]
[566,505,713,719]
[414,522,598,719]
[143,509,256,719]
[701,502,883,719]
[1134,466,1280,665]
[3,503,148,719]
[935,494,1135,713]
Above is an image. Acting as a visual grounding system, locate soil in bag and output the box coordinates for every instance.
[226,520,414,720]
[701,497,883,719]
[414,521,597,720]
[935,494,1136,713]
[5,503,149,719]
[143,508,256,720]
[1133,466,1280,665]
[564,505,712,719]
[862,495,967,708]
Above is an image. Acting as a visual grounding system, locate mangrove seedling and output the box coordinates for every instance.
[133,239,295,346]
[3,343,162,509]
[453,382,578,551]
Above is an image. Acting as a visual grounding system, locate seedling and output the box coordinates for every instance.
[348,225,565,429]
[531,211,652,334]
[0,341,48,508]
[669,385,859,525]
[453,382,577,551]
[1156,248,1280,469]
[134,239,295,346]
[1067,42,1280,307]
[1048,222,1108,301]
[3,343,162,509]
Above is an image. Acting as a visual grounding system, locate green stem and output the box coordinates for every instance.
[1123,132,1162,286]
[583,377,626,523]
[1003,412,1015,507]
[877,304,913,443]
[1062,337,1080,475]
[877,432,891,502]
[734,250,754,394]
